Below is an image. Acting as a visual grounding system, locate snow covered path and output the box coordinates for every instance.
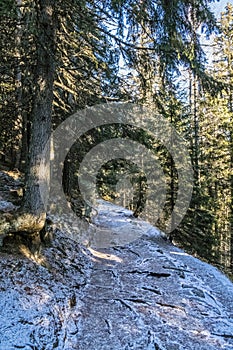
[0,200,233,349]
[75,201,233,349]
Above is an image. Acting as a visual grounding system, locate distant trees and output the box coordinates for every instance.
[217,3,233,272]
[171,3,233,277]
[201,3,233,273]
[0,0,23,167]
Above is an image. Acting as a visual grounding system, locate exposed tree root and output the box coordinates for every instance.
[0,211,46,253]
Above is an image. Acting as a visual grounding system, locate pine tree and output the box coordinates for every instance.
[0,0,220,249]
[202,3,233,273]
[179,3,233,274]
[0,0,57,250]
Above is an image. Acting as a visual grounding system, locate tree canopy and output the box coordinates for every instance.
[0,0,232,278]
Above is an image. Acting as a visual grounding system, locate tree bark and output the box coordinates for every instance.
[0,0,57,241]
[23,0,56,215]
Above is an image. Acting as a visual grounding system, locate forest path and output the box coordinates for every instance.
[74,200,233,350]
[0,173,233,350]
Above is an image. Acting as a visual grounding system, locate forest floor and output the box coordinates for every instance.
[0,169,233,349]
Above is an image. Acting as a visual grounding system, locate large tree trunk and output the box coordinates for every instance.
[0,0,57,244]
[23,0,57,221]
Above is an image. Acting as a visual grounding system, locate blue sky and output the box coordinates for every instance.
[211,0,233,18]
[203,1,233,64]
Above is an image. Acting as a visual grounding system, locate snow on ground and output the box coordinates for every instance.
[0,195,233,349]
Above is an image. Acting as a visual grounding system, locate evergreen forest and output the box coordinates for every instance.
[0,0,232,279]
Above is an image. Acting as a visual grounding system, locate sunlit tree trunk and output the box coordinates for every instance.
[22,0,56,216]
[0,0,57,244]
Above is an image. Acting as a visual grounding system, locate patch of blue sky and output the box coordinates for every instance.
[211,0,233,19]
[204,0,233,65]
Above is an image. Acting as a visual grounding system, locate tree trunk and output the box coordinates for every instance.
[0,0,57,243]
[229,91,233,271]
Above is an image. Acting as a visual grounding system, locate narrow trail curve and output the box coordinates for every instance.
[75,200,233,350]
[0,193,233,349]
